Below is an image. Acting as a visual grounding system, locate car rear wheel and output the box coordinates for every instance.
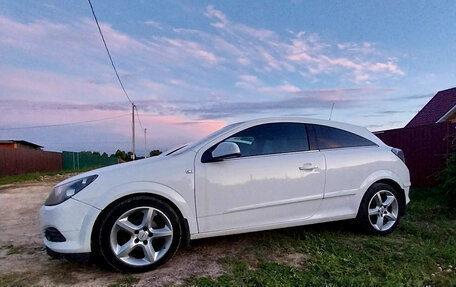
[357,183,402,235]
[97,196,182,272]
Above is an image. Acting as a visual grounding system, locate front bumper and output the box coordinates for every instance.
[40,198,101,254]
[46,247,90,262]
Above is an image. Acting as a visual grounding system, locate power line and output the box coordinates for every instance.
[88,0,149,159]
[0,114,130,130]
[87,0,133,105]
[49,140,132,145]
[135,105,144,130]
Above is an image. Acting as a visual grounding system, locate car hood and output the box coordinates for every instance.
[55,151,194,187]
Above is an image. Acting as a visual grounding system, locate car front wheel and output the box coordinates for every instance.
[357,183,402,235]
[97,196,182,272]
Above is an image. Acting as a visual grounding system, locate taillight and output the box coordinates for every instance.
[391,148,405,163]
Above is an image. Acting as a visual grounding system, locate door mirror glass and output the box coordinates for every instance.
[211,142,241,161]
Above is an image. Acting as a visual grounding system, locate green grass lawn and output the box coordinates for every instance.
[186,188,456,287]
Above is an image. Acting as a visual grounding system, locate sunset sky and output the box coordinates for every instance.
[1,1,455,154]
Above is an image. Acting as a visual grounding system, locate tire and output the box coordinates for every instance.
[96,196,182,272]
[357,183,402,235]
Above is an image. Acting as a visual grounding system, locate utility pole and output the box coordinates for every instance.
[144,128,147,158]
[132,104,136,160]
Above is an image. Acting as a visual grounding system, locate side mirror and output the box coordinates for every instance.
[211,142,241,161]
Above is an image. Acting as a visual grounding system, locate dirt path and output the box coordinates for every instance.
[0,178,258,286]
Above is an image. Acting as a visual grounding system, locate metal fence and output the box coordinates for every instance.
[0,148,62,176]
[375,122,456,187]
[62,151,118,170]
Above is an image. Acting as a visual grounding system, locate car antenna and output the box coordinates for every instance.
[329,103,335,120]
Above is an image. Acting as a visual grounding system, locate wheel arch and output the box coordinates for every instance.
[359,169,407,204]
[357,177,407,218]
[372,178,406,216]
[90,192,191,257]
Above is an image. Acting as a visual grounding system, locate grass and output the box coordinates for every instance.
[185,187,456,287]
[0,272,38,287]
[1,244,45,256]
[0,167,98,186]
[108,275,140,287]
[0,247,82,286]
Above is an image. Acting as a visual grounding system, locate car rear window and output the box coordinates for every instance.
[311,124,376,150]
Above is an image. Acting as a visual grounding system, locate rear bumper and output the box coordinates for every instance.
[404,185,410,205]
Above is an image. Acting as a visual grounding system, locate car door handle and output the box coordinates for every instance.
[299,163,318,171]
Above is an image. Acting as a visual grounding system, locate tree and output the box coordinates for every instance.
[113,149,131,162]
[439,153,456,202]
[102,152,108,157]
[149,150,162,157]
[127,151,133,160]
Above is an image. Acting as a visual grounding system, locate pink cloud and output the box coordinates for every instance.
[0,96,227,150]
[286,33,404,81]
[259,83,301,94]
[202,6,404,82]
[368,61,405,75]
[126,114,227,145]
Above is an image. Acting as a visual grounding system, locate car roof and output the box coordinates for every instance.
[240,117,362,130]
[244,117,379,139]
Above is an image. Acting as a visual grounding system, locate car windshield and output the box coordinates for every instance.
[166,122,244,155]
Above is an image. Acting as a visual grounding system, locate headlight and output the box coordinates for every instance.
[45,175,98,206]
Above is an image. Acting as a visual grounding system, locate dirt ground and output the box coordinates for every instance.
[0,176,266,286]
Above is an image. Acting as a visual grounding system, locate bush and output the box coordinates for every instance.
[439,153,456,202]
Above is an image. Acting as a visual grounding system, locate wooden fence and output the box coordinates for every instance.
[0,148,62,177]
[375,122,456,186]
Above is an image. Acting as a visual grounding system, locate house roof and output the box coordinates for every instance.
[0,140,43,149]
[406,87,456,127]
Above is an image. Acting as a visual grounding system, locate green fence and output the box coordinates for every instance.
[62,151,118,170]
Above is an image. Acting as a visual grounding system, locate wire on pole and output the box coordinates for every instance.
[87,0,134,105]
[135,105,144,130]
[0,114,130,130]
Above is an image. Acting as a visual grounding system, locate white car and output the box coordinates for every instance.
[40,117,410,272]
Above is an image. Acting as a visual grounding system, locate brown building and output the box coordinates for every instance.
[406,87,456,127]
[375,87,456,186]
[0,140,43,150]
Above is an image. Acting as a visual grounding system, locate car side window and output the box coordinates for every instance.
[311,124,376,150]
[204,123,310,160]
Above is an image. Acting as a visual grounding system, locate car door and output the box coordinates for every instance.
[194,122,326,233]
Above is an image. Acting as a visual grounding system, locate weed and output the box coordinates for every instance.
[0,272,38,287]
[1,245,45,256]
[108,275,140,287]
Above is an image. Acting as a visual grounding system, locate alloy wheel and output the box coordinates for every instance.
[367,190,399,231]
[109,206,173,266]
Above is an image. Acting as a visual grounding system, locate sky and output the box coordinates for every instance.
[0,1,455,154]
